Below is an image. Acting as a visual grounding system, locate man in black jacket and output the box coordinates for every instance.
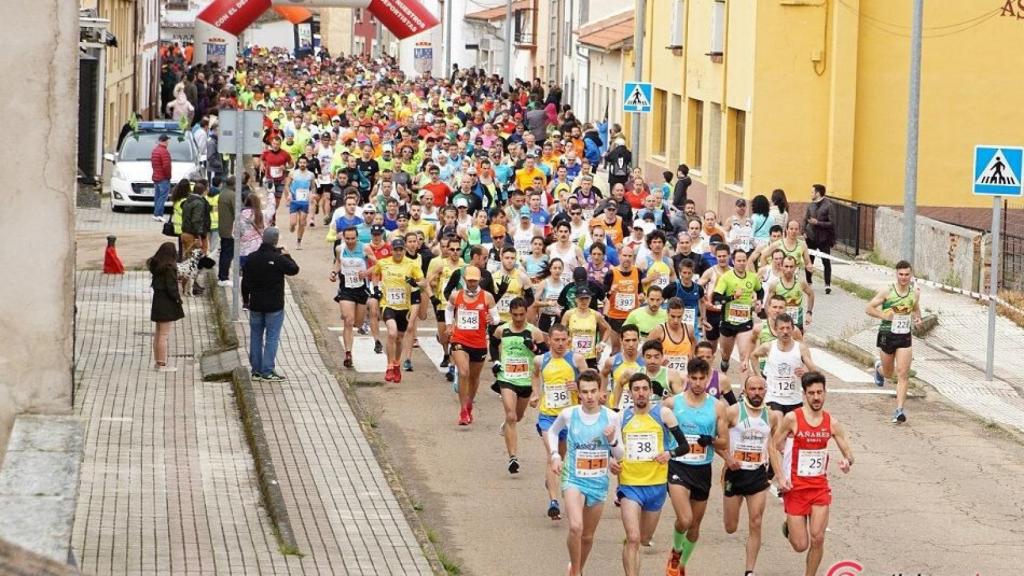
[242,228,300,381]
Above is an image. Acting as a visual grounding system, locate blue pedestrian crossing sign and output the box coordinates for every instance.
[623,82,653,114]
[973,145,1023,197]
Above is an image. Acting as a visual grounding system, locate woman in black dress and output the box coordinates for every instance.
[149,242,185,372]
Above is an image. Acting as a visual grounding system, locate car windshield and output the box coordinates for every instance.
[119,132,195,162]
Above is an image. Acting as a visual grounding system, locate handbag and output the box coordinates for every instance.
[162,221,176,237]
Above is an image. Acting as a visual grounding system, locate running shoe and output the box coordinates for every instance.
[825,286,832,295]
[720,360,730,373]
[413,338,420,349]
[447,365,456,384]
[665,550,682,576]
[893,408,907,424]
[873,360,885,387]
[440,355,450,368]
[384,366,395,383]
[357,324,369,336]
[343,352,353,369]
[458,407,470,426]
[466,401,474,423]
[403,359,414,372]
[295,239,302,250]
[547,499,561,520]
[491,361,502,377]
[507,456,519,474]
[374,339,383,354]
[157,365,178,373]
[263,371,287,382]
[394,366,403,383]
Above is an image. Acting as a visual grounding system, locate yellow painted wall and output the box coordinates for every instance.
[852,0,1023,209]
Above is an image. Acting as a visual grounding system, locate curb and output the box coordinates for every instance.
[287,277,449,576]
[205,271,299,555]
[805,333,926,397]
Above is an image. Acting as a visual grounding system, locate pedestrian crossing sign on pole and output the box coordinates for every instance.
[623,81,653,113]
[973,145,1024,197]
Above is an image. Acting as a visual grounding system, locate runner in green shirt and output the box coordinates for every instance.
[713,247,763,373]
[491,297,545,475]
[624,285,668,339]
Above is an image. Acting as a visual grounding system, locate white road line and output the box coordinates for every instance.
[417,336,448,373]
[828,388,897,395]
[810,348,874,383]
[349,336,388,373]
[327,326,343,332]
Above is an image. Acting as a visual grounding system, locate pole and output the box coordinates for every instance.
[986,196,1001,381]
[445,0,453,78]
[902,0,923,263]
[503,0,513,88]
[630,0,646,163]
[231,112,245,321]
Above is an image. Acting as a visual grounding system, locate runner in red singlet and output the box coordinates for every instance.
[447,265,498,426]
[768,371,855,576]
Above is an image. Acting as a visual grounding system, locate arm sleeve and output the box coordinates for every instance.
[545,411,570,455]
[443,270,461,300]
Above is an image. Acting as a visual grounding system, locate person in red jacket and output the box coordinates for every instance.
[151,134,173,221]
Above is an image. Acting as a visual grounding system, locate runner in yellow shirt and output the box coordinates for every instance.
[369,237,426,383]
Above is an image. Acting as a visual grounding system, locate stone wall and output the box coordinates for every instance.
[874,207,983,292]
[0,1,78,459]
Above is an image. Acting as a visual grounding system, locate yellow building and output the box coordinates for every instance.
[636,0,1023,227]
[82,0,137,152]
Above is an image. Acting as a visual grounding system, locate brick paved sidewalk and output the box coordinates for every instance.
[808,257,1024,433]
[72,271,292,575]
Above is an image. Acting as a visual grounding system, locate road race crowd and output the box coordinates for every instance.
[153,47,926,576]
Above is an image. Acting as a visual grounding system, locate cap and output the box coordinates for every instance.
[370,224,385,235]
[519,206,532,218]
[454,197,469,208]
[604,200,618,210]
[490,224,506,237]
[576,285,592,298]
[158,134,170,141]
[735,198,747,207]
[466,166,478,175]
[391,237,406,249]
[363,203,377,212]
[464,265,482,280]
[573,267,588,282]
[632,221,645,229]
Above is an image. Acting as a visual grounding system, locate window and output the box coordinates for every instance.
[710,0,725,55]
[580,0,590,25]
[669,0,685,48]
[688,98,703,170]
[354,8,362,22]
[670,94,683,164]
[652,89,668,156]
[729,108,746,186]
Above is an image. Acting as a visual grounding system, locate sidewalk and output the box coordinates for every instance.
[806,255,1024,433]
[72,271,433,575]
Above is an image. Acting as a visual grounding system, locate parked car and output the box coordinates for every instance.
[104,121,205,212]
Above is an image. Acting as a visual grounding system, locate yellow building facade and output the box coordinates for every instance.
[637,0,1023,226]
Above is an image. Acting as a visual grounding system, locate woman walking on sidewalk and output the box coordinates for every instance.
[148,242,185,372]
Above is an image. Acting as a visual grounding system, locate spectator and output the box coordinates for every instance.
[148,242,184,373]
[217,175,237,286]
[770,188,790,227]
[803,183,836,292]
[605,137,632,188]
[151,134,173,221]
[242,228,300,381]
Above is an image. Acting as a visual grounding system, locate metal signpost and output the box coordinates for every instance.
[972,145,1024,380]
[218,109,266,320]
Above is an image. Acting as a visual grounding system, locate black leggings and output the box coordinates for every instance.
[805,239,832,286]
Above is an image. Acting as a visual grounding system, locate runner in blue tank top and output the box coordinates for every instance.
[547,370,624,576]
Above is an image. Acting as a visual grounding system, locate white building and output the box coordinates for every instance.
[575,7,633,128]
[462,0,535,82]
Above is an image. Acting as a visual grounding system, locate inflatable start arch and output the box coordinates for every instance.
[193,0,439,65]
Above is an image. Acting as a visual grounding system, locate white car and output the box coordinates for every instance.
[104,122,205,212]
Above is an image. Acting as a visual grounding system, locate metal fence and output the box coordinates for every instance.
[830,198,876,257]
[1003,200,1024,291]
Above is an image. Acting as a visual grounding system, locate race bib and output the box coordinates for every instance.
[786,305,801,321]
[545,384,571,409]
[574,449,609,478]
[497,294,514,313]
[270,166,284,179]
[773,365,796,395]
[572,334,595,354]
[797,448,827,477]
[503,357,529,376]
[341,267,362,287]
[625,432,658,462]
[683,308,696,327]
[733,433,767,471]
[582,208,594,220]
[456,308,480,331]
[293,187,309,202]
[891,314,912,335]
[676,434,707,463]
[654,275,670,289]
[318,173,332,185]
[514,238,531,256]
[727,302,751,324]
[561,270,574,285]
[617,389,633,411]
[615,292,636,311]
[666,356,688,372]
[385,287,405,305]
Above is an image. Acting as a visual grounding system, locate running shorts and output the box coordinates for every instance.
[668,461,712,501]
[493,380,532,399]
[617,484,668,512]
[382,308,410,333]
[562,482,607,507]
[719,319,754,338]
[334,286,369,305]
[451,343,487,362]
[783,485,832,517]
[724,467,770,497]
[288,200,309,214]
[876,332,912,355]
[537,413,568,442]
[767,401,803,415]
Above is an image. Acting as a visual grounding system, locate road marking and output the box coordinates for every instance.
[99,417,133,422]
[828,388,897,396]
[810,348,874,383]
[417,336,448,373]
[327,326,343,332]
[349,336,388,373]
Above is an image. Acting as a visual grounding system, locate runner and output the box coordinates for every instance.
[283,156,315,248]
[769,372,855,576]
[546,370,623,576]
[639,230,675,293]
[663,258,708,341]
[532,259,566,332]
[659,358,729,576]
[604,246,644,353]
[530,323,590,521]
[698,243,732,355]
[493,298,545,473]
[865,260,922,423]
[694,341,737,404]
[547,221,585,285]
[617,372,675,576]
[749,313,817,414]
[259,135,292,213]
[426,235,464,381]
[766,255,815,332]
[561,287,612,370]
[446,265,498,425]
[624,285,667,340]
[368,236,426,383]
[364,224,392,354]
[601,324,644,409]
[399,231,430,372]
[331,226,371,368]
[491,246,534,374]
[713,247,763,373]
[646,297,697,375]
[722,374,777,576]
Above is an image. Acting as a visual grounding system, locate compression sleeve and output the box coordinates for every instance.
[668,426,690,457]
[722,390,738,405]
